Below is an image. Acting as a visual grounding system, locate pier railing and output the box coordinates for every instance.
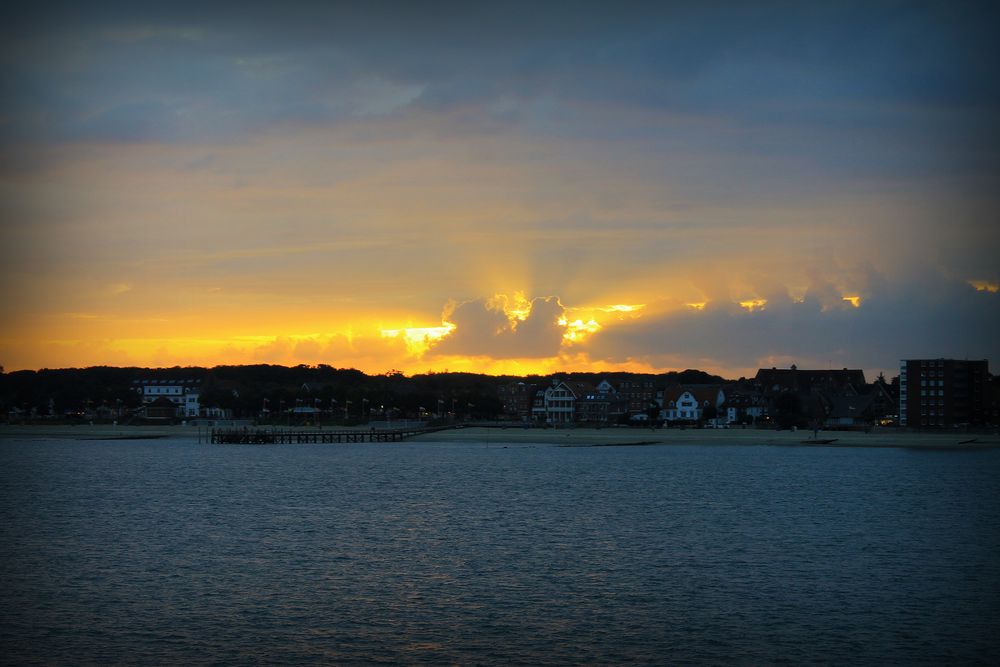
[210,425,454,444]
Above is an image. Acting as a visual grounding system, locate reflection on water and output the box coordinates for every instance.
[1,439,999,664]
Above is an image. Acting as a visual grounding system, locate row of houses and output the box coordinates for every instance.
[501,365,901,428]
[128,358,994,428]
[512,379,767,427]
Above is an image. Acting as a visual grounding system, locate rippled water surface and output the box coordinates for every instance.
[2,438,999,665]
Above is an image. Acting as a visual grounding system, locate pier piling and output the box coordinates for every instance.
[209,426,451,444]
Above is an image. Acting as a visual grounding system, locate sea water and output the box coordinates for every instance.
[1,438,998,665]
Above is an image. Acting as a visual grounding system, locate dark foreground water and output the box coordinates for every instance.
[1,438,999,665]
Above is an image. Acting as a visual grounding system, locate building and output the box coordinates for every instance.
[755,366,867,397]
[988,376,1000,427]
[135,379,201,418]
[616,377,657,414]
[721,389,768,425]
[860,376,898,426]
[531,380,618,424]
[825,394,879,428]
[498,381,538,421]
[898,359,989,428]
[145,396,181,420]
[531,380,580,424]
[661,386,726,423]
[575,380,628,424]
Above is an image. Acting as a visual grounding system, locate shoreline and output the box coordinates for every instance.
[1,424,998,449]
[413,426,1000,449]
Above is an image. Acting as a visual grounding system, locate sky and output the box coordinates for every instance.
[1,1,998,379]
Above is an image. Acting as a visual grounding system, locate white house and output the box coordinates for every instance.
[661,386,726,423]
[136,380,201,418]
[532,380,588,424]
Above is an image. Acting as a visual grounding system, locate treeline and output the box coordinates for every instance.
[0,364,727,420]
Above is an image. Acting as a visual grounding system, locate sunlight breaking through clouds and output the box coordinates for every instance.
[738,299,768,313]
[0,3,997,376]
[558,318,602,344]
[487,292,534,324]
[380,324,456,355]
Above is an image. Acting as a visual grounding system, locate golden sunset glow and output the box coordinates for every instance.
[1,4,996,380]
[491,292,534,323]
[380,324,456,355]
[597,304,646,314]
[738,299,768,313]
[558,318,602,343]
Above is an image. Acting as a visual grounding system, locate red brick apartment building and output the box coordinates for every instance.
[898,359,989,427]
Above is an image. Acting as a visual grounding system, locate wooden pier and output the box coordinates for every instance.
[209,425,452,444]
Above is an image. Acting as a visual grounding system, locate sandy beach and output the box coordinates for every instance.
[414,426,1000,449]
[1,423,997,448]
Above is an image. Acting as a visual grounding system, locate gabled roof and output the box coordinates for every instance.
[552,381,596,398]
[755,368,866,394]
[663,385,724,405]
[148,396,178,407]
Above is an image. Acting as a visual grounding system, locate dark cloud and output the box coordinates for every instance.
[586,276,1000,373]
[3,1,998,148]
[430,296,565,359]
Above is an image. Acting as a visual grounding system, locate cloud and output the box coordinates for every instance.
[584,275,1000,377]
[429,296,566,359]
[3,2,998,149]
[1,3,997,376]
